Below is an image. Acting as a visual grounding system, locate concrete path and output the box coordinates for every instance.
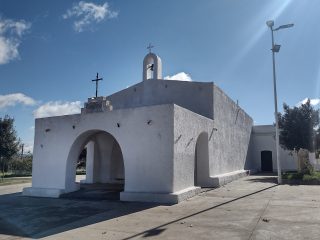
[0,175,319,239]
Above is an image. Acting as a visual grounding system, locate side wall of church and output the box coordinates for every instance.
[210,85,253,176]
[172,105,214,192]
[107,79,214,119]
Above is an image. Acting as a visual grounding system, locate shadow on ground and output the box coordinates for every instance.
[245,173,278,184]
[0,186,158,239]
[0,175,278,239]
[61,183,124,201]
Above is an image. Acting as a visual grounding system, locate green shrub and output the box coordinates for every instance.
[283,171,320,182]
[303,171,320,181]
[282,172,303,180]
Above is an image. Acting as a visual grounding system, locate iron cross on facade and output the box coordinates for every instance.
[147,43,154,53]
[92,73,103,98]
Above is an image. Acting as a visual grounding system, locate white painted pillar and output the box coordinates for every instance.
[85,141,95,183]
[99,137,114,183]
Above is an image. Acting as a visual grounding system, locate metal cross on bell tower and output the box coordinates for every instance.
[91,73,103,98]
[147,43,154,53]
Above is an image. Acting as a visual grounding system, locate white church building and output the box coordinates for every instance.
[23,52,296,203]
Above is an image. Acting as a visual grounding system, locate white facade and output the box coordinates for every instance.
[246,125,297,172]
[23,52,296,204]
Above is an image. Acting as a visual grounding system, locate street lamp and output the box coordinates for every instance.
[266,20,294,184]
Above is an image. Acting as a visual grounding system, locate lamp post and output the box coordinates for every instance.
[266,20,294,184]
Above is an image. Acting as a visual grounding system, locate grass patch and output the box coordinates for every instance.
[0,177,31,186]
[303,171,320,181]
[76,169,86,175]
[282,171,320,182]
[0,172,32,186]
[2,172,31,178]
[282,172,303,180]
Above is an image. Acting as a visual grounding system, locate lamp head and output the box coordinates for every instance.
[266,20,274,28]
[274,23,294,31]
[272,44,281,53]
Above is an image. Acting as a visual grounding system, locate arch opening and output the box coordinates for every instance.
[194,132,209,187]
[142,53,162,81]
[65,130,125,198]
[146,57,155,80]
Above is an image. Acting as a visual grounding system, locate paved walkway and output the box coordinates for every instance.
[0,175,319,239]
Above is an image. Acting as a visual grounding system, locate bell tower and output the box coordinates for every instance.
[142,45,162,81]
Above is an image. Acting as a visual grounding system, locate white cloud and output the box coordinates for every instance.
[63,1,118,32]
[164,72,192,82]
[0,93,36,109]
[33,101,82,118]
[297,98,320,107]
[0,18,31,64]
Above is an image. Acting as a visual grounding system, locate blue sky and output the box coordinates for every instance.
[0,0,319,152]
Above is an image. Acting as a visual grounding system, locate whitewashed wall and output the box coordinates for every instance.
[211,85,253,176]
[26,104,175,198]
[248,125,297,172]
[173,105,214,191]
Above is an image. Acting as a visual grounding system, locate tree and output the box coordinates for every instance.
[77,148,87,169]
[0,115,20,177]
[10,153,32,175]
[316,128,320,158]
[316,128,320,150]
[278,99,320,152]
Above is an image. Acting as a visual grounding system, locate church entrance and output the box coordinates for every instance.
[194,132,209,186]
[261,150,273,172]
[64,130,125,200]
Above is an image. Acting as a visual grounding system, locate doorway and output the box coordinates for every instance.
[194,132,209,186]
[261,150,273,172]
